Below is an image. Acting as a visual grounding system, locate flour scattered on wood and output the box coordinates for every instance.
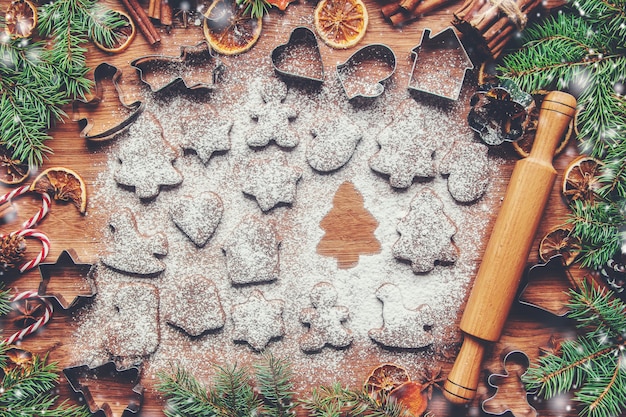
[71,54,504,392]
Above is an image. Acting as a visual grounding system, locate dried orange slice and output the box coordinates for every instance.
[389,381,429,417]
[562,155,603,204]
[203,0,262,55]
[314,0,368,49]
[539,225,582,266]
[512,92,574,158]
[93,9,136,54]
[0,149,29,185]
[30,167,87,214]
[364,363,410,400]
[4,0,37,38]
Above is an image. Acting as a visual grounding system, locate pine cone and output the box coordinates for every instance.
[0,234,26,272]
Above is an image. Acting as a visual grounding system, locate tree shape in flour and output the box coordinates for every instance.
[392,188,458,273]
[101,208,168,276]
[369,114,437,188]
[299,282,353,352]
[242,156,302,212]
[246,78,299,148]
[231,290,285,351]
[368,283,434,349]
[114,112,183,200]
[317,181,381,268]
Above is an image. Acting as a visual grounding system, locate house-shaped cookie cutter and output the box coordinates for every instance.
[72,63,144,142]
[271,27,324,85]
[37,249,96,310]
[336,44,396,101]
[131,41,224,92]
[408,27,473,100]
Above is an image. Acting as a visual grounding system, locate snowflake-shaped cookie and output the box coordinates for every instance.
[101,208,168,276]
[307,116,362,172]
[392,188,458,273]
[368,283,434,349]
[246,78,299,148]
[231,290,285,351]
[114,112,183,199]
[162,276,225,337]
[299,282,353,352]
[439,141,490,203]
[222,215,281,285]
[180,118,232,164]
[242,156,302,211]
[369,116,437,188]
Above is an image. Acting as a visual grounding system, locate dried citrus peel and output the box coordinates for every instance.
[30,167,87,214]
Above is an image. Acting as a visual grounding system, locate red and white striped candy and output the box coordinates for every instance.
[0,185,51,229]
[3,291,54,345]
[0,229,50,273]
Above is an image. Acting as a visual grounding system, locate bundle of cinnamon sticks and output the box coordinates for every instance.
[381,0,454,26]
[148,0,174,27]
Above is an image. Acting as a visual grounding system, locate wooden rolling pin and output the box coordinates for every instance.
[443,91,577,404]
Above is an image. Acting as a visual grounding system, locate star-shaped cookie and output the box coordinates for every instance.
[231,290,285,351]
[180,118,232,164]
[242,157,302,211]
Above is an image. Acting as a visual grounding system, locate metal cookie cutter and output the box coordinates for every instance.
[37,249,96,310]
[64,362,143,417]
[72,63,144,142]
[131,41,224,93]
[408,27,474,100]
[482,350,538,417]
[336,44,396,101]
[271,27,324,85]
[517,254,582,317]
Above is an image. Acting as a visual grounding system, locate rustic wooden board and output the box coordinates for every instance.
[0,0,592,415]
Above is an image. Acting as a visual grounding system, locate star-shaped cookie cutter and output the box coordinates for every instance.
[37,249,96,310]
[63,362,143,417]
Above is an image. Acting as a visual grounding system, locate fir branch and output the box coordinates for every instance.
[0,283,11,316]
[156,366,216,417]
[211,364,261,417]
[236,0,271,18]
[567,280,626,338]
[254,353,296,417]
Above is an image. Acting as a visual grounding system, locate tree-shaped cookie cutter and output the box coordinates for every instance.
[72,63,144,142]
[271,26,324,85]
[131,41,224,92]
[336,44,396,101]
[482,350,538,417]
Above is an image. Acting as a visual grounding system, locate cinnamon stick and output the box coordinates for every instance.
[120,0,161,45]
[382,0,454,26]
[160,0,173,26]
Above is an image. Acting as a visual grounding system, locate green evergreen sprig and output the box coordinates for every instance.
[254,353,297,417]
[236,0,271,18]
[0,343,92,417]
[522,282,626,417]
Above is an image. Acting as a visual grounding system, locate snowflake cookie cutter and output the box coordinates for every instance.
[482,350,538,417]
[271,26,324,85]
[37,249,96,310]
[72,62,144,142]
[517,254,583,317]
[336,44,396,101]
[408,27,473,101]
[63,362,143,417]
[131,41,224,93]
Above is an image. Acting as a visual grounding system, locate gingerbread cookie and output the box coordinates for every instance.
[231,290,285,351]
[222,215,281,285]
[369,116,437,188]
[180,118,232,164]
[299,282,353,352]
[114,112,183,199]
[368,283,434,349]
[162,276,225,337]
[170,192,223,247]
[104,282,160,357]
[439,141,490,203]
[101,208,168,276]
[392,188,458,273]
[246,78,299,148]
[307,116,362,172]
[242,156,302,212]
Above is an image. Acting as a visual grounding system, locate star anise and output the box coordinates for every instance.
[12,298,45,328]
[417,366,445,399]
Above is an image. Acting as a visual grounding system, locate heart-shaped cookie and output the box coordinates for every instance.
[271,27,324,84]
[170,192,223,247]
[336,44,396,100]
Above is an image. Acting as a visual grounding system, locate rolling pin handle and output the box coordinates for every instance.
[443,334,486,405]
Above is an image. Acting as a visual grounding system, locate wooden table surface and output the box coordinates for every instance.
[0,0,594,415]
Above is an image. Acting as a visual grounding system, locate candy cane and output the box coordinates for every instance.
[0,229,50,273]
[3,291,54,345]
[0,185,51,229]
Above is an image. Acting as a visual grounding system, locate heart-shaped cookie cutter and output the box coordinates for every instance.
[271,27,324,85]
[336,44,396,101]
